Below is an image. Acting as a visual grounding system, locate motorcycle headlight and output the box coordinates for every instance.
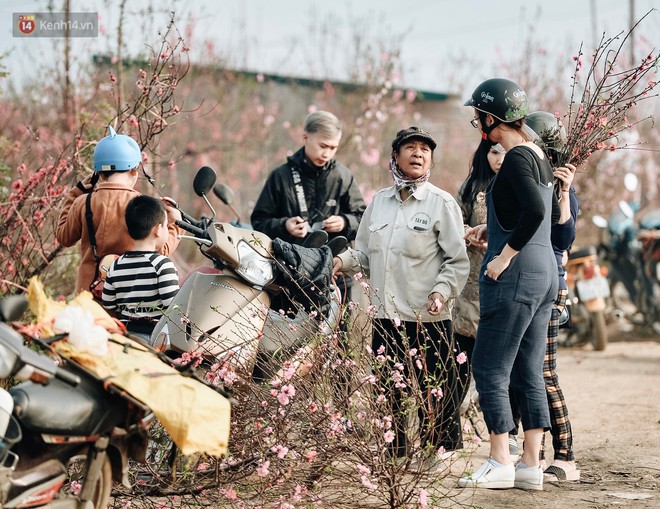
[235,240,275,287]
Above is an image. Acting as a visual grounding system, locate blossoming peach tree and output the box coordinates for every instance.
[116,272,477,509]
[487,9,659,217]
[0,13,189,295]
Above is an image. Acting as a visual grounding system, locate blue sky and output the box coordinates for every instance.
[1,0,658,94]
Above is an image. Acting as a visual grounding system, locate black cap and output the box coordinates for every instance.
[391,126,437,152]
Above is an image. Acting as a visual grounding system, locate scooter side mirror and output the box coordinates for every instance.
[619,200,635,219]
[193,166,217,197]
[302,230,328,248]
[213,183,244,225]
[213,183,235,206]
[0,295,28,322]
[327,236,348,257]
[592,215,608,229]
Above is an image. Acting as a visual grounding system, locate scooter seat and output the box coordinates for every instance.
[639,209,660,231]
[10,374,127,437]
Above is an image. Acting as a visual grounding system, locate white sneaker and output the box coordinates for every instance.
[458,459,514,489]
[409,450,457,474]
[514,463,543,490]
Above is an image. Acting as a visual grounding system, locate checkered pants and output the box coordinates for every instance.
[542,288,574,461]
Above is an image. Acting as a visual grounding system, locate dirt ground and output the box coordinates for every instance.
[121,319,659,509]
[443,321,660,509]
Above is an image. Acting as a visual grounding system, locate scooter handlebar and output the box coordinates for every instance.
[55,367,81,386]
[175,220,208,239]
[179,209,204,229]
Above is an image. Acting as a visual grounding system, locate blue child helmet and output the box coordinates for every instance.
[93,125,142,172]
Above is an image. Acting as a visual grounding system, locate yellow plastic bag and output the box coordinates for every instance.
[27,277,117,335]
[26,278,231,457]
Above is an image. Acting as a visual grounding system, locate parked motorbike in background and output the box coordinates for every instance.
[562,245,610,350]
[592,172,660,333]
[637,208,660,329]
[0,295,152,509]
[150,167,344,383]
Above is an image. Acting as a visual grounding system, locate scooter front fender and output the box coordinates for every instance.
[151,271,269,369]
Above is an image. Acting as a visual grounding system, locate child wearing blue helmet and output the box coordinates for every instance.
[56,126,181,294]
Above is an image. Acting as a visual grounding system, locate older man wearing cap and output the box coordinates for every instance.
[334,126,469,470]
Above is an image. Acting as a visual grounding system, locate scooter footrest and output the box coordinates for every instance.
[7,459,66,506]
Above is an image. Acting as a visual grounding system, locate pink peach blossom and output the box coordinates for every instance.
[256,460,270,477]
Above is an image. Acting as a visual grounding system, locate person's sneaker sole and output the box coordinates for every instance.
[459,479,514,489]
[514,480,543,490]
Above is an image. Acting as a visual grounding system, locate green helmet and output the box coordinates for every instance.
[464,78,529,123]
[526,111,567,149]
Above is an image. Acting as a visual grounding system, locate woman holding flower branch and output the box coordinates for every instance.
[508,111,581,483]
[459,78,560,491]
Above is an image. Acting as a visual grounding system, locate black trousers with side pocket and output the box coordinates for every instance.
[372,318,463,457]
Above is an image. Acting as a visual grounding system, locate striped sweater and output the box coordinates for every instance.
[102,251,179,321]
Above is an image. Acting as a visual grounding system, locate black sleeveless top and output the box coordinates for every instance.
[491,145,560,251]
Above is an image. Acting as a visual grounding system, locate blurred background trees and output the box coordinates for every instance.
[0,1,658,295]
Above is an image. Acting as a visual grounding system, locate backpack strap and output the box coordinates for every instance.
[85,191,99,263]
[290,167,309,220]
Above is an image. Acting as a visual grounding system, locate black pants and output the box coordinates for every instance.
[372,318,462,457]
[125,319,156,336]
[453,332,476,409]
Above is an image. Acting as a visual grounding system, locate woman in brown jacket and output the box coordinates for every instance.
[56,126,181,294]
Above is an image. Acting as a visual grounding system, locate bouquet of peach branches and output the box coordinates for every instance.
[556,10,659,168]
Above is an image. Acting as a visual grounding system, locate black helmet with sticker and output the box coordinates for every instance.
[464,78,529,123]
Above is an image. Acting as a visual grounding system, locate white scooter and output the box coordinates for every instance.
[150,167,345,382]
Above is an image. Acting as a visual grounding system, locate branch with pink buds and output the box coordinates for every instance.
[558,9,659,168]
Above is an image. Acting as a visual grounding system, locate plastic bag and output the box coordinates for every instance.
[53,306,109,356]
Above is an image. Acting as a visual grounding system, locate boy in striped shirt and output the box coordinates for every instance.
[102,195,180,337]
